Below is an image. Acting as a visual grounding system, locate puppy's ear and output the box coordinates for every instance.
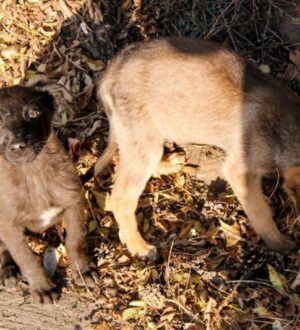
[283,166,300,211]
[33,80,73,105]
[32,80,74,125]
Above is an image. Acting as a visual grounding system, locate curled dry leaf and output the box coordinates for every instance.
[25,73,48,86]
[258,64,270,74]
[267,264,288,296]
[283,63,298,81]
[68,137,81,156]
[291,268,300,291]
[219,220,242,246]
[82,55,105,71]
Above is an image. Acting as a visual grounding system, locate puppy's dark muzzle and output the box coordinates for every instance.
[10,141,26,153]
[5,140,36,163]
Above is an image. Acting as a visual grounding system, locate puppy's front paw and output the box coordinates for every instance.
[29,277,57,304]
[31,288,59,304]
[73,267,99,289]
[71,256,99,288]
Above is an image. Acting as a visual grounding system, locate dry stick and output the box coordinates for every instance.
[290,307,300,330]
[165,241,174,287]
[267,0,294,18]
[251,0,260,44]
[226,279,274,289]
[87,191,99,230]
[74,261,98,304]
[260,2,272,63]
[205,0,236,39]
[165,298,204,325]
[268,168,280,200]
[217,0,238,52]
[59,0,73,19]
[217,274,247,316]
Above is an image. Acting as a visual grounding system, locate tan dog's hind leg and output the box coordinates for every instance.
[94,130,118,177]
[110,139,164,260]
[223,160,296,252]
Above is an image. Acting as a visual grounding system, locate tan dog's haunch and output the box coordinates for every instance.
[95,37,299,260]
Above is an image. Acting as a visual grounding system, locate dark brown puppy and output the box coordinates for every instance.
[95,37,300,260]
[0,85,94,302]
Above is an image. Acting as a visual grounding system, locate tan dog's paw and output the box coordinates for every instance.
[264,234,297,253]
[129,242,158,262]
[119,230,158,262]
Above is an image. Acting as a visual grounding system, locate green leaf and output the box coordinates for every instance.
[88,220,98,233]
[122,307,141,321]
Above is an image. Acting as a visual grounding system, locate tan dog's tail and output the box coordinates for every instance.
[94,136,118,177]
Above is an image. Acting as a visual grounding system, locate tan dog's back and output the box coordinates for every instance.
[96,37,299,259]
[99,39,245,149]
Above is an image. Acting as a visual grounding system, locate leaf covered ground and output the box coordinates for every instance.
[1,1,300,329]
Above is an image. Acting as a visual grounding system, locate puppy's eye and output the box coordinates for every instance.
[27,109,40,119]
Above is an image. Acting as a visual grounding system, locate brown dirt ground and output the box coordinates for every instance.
[0,286,95,330]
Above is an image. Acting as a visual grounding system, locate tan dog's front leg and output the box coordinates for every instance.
[223,162,296,252]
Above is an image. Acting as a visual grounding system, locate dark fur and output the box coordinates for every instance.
[0,85,93,301]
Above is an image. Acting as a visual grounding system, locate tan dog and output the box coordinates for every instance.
[95,37,299,260]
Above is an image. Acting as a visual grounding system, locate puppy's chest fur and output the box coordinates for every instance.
[0,134,81,231]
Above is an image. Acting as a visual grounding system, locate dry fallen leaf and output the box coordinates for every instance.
[219,220,242,246]
[0,46,20,59]
[259,64,270,74]
[289,50,300,67]
[82,55,105,71]
[94,191,111,211]
[268,264,288,296]
[283,63,298,80]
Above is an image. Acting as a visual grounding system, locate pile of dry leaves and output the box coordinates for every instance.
[1,0,300,329]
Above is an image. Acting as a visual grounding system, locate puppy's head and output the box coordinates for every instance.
[0,85,55,164]
[283,166,300,211]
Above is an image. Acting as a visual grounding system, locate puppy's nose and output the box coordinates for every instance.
[10,142,26,151]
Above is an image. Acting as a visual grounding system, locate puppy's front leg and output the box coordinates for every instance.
[223,162,296,252]
[0,240,19,286]
[63,204,96,286]
[0,224,54,300]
